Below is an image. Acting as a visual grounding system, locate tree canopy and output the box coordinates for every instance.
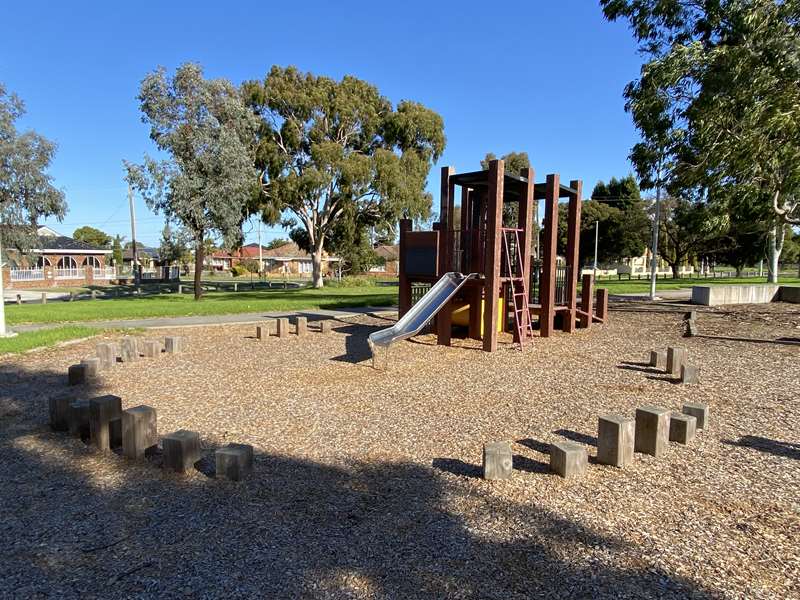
[243,66,445,287]
[602,0,800,281]
[0,84,65,250]
[126,63,259,299]
[73,225,111,248]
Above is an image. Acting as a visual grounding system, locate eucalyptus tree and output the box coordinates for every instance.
[602,0,800,282]
[243,66,445,288]
[126,63,259,299]
[0,84,65,335]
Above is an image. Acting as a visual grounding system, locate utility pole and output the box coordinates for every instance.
[257,219,263,277]
[649,170,662,300]
[128,183,140,287]
[593,220,599,280]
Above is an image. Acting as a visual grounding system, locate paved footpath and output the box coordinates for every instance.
[11,306,397,334]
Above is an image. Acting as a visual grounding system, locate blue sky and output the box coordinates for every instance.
[1,1,642,248]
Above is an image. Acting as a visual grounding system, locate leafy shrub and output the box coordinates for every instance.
[230,265,248,277]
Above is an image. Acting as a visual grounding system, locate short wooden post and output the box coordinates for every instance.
[579,274,593,329]
[295,316,307,336]
[596,287,609,322]
[41,292,47,304]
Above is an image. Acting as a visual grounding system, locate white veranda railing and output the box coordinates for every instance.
[9,268,45,282]
[55,267,83,280]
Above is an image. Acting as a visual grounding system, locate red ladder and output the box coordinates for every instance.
[501,228,534,350]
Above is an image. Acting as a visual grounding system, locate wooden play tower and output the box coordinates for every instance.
[397,159,608,352]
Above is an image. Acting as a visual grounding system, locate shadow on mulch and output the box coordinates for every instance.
[431,458,481,479]
[0,362,720,599]
[512,454,550,474]
[722,435,800,461]
[516,438,550,455]
[645,374,682,384]
[329,322,385,364]
[554,429,597,447]
[617,362,663,375]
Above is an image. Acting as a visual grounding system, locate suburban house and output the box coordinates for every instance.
[2,226,114,289]
[120,246,180,282]
[369,244,399,275]
[210,242,340,277]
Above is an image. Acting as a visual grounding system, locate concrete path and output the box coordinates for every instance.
[612,288,693,302]
[4,290,70,303]
[11,306,397,333]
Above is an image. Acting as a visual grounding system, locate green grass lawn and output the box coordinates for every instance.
[6,286,398,326]
[0,326,101,354]
[593,275,800,295]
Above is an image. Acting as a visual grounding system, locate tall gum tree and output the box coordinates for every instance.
[0,84,65,335]
[126,63,259,299]
[243,66,445,288]
[602,0,800,282]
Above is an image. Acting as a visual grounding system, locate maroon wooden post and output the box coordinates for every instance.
[596,287,609,322]
[460,187,471,273]
[437,167,455,346]
[579,273,594,329]
[483,160,504,352]
[398,219,412,317]
[514,167,535,342]
[562,179,582,333]
[539,174,559,338]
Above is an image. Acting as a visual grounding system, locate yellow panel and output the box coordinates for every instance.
[450,298,504,334]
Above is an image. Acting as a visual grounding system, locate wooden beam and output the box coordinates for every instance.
[398,219,413,317]
[515,167,535,342]
[539,174,559,338]
[437,167,454,346]
[483,159,504,352]
[562,179,582,333]
[460,187,471,273]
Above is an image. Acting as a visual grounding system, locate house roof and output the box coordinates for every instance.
[123,247,159,260]
[374,244,399,261]
[33,226,112,254]
[211,242,341,262]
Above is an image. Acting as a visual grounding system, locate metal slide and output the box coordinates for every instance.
[368,272,477,358]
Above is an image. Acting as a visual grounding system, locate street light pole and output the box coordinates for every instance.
[649,175,662,300]
[128,183,140,287]
[593,220,599,280]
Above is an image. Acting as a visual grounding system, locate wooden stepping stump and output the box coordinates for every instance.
[597,414,635,468]
[682,402,709,430]
[550,441,588,478]
[680,364,700,384]
[666,347,686,377]
[122,405,158,459]
[68,399,91,439]
[634,406,670,457]
[669,413,697,444]
[96,342,117,369]
[81,357,101,379]
[143,340,161,358]
[295,316,308,336]
[320,320,332,334]
[256,324,270,340]
[216,443,254,481]
[649,350,666,370]
[685,319,698,337]
[163,430,201,473]
[482,441,513,480]
[277,318,290,338]
[49,391,77,431]
[89,395,123,452]
[120,337,139,362]
[68,364,87,386]
[164,336,184,354]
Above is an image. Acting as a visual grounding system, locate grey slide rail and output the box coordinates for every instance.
[368,272,477,357]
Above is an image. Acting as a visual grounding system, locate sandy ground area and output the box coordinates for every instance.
[1,302,798,599]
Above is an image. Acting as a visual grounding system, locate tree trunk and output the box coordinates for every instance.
[735,266,743,278]
[767,223,785,284]
[194,232,204,300]
[669,262,680,279]
[311,243,324,289]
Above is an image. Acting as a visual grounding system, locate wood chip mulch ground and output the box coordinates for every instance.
[0,301,798,599]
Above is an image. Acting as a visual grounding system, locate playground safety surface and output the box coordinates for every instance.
[1,302,798,598]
